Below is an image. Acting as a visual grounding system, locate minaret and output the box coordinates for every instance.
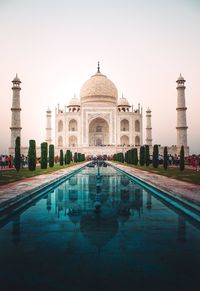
[145,107,152,146]
[46,108,52,145]
[176,74,188,151]
[10,74,22,152]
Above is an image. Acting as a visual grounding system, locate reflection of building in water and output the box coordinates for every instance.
[12,215,21,245]
[46,193,52,211]
[80,213,118,252]
[177,215,186,243]
[146,192,152,210]
[51,167,148,250]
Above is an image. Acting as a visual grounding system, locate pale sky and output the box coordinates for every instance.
[0,0,200,154]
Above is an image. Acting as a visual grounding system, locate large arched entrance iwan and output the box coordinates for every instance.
[89,117,109,146]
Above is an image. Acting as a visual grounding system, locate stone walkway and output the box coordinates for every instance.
[1,161,200,209]
[0,163,87,206]
[109,162,200,205]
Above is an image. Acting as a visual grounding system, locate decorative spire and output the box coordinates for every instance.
[12,73,21,83]
[97,61,100,73]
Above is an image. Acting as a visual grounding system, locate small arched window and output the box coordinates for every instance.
[58,120,63,132]
[135,136,140,146]
[135,120,140,132]
[120,119,129,131]
[69,119,77,131]
[58,136,63,146]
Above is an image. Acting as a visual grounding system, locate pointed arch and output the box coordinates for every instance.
[120,119,129,131]
[69,119,77,131]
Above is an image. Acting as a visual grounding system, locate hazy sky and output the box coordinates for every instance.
[0,0,200,154]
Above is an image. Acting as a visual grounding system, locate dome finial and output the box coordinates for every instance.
[97,61,100,73]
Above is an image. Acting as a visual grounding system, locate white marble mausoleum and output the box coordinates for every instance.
[54,64,143,156]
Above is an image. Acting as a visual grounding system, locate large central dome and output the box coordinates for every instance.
[80,67,118,104]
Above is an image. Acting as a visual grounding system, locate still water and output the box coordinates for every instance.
[0,165,200,291]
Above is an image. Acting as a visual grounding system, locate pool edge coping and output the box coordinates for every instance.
[109,162,200,225]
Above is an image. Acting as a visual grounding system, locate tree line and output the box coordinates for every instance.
[113,145,185,171]
[14,137,85,172]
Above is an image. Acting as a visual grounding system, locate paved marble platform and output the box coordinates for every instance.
[0,163,87,207]
[110,162,200,205]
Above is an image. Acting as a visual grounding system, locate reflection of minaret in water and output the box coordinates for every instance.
[46,193,52,212]
[12,215,21,245]
[146,192,152,210]
[177,215,186,243]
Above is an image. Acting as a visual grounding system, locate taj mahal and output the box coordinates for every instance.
[54,63,143,157]
[9,63,189,157]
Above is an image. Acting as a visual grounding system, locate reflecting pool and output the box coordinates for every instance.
[0,165,200,291]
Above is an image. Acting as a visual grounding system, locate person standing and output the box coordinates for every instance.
[1,155,6,169]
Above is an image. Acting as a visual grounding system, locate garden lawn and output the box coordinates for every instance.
[0,163,79,186]
[120,163,200,185]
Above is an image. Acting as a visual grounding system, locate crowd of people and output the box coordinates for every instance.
[0,154,28,170]
[0,153,200,171]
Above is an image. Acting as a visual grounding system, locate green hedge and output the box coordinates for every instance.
[60,149,64,166]
[41,142,48,169]
[28,140,36,171]
[74,152,78,163]
[66,150,71,164]
[163,146,168,169]
[180,146,185,171]
[113,152,124,163]
[153,144,159,168]
[145,145,150,166]
[49,144,54,167]
[15,136,21,172]
[139,146,145,166]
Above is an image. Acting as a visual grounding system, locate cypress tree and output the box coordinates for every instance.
[130,148,134,164]
[64,151,67,164]
[15,136,21,172]
[163,146,168,169]
[124,152,127,163]
[127,150,130,164]
[180,146,185,171]
[69,150,73,162]
[77,152,81,162]
[49,144,54,167]
[153,144,159,168]
[139,146,145,166]
[66,150,71,164]
[28,140,36,171]
[121,152,124,163]
[134,148,138,165]
[41,142,48,169]
[74,152,78,163]
[60,149,64,166]
[145,145,150,166]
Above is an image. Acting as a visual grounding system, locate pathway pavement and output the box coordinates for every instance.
[110,162,200,205]
[0,163,87,206]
